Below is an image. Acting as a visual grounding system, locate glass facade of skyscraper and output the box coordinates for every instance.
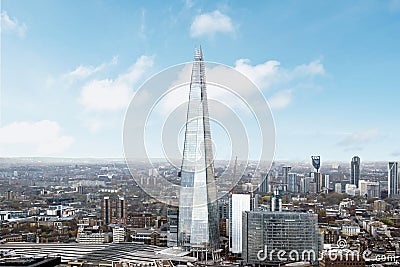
[178,48,220,254]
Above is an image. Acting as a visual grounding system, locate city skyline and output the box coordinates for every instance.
[1,1,400,161]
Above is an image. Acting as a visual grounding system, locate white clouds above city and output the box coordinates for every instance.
[293,60,325,77]
[0,120,74,155]
[65,56,118,81]
[0,11,27,38]
[234,59,325,90]
[234,59,324,110]
[268,90,293,110]
[78,55,154,112]
[1,1,399,160]
[234,59,282,90]
[190,10,234,38]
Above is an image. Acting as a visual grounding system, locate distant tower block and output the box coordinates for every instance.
[351,156,361,187]
[102,196,112,225]
[117,196,127,222]
[311,156,321,192]
[388,162,399,196]
[282,166,291,191]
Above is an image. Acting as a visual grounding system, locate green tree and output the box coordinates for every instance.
[379,218,395,226]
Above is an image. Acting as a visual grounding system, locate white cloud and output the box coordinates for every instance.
[66,56,118,81]
[234,58,325,110]
[235,59,282,89]
[190,10,234,38]
[268,90,293,110]
[0,120,74,155]
[293,60,325,76]
[157,64,253,117]
[0,11,27,38]
[234,59,324,90]
[338,128,380,150]
[79,55,154,112]
[159,58,323,115]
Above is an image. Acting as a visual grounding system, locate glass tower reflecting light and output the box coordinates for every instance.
[178,48,220,254]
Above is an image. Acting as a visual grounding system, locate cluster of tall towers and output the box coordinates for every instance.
[347,156,400,198]
[273,156,362,194]
[101,195,127,225]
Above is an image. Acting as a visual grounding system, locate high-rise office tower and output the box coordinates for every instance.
[287,173,297,192]
[218,199,229,237]
[379,180,389,199]
[229,194,251,254]
[178,48,220,256]
[258,173,269,193]
[116,196,127,222]
[335,183,342,193]
[218,199,229,220]
[282,166,291,191]
[167,208,179,247]
[242,211,319,266]
[323,174,330,189]
[102,196,112,225]
[388,162,399,196]
[250,193,259,211]
[300,177,313,193]
[309,181,317,193]
[77,185,84,194]
[311,171,322,193]
[351,156,361,187]
[5,190,13,201]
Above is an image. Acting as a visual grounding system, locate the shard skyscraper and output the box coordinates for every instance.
[178,48,220,258]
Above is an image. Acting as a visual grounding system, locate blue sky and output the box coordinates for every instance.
[1,0,400,161]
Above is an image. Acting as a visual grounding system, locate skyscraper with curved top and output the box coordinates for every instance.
[178,48,220,258]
